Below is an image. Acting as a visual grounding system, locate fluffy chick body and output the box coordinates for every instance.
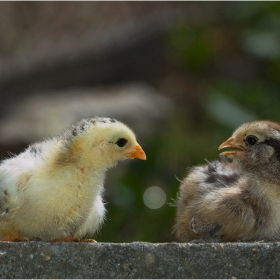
[174,120,280,242]
[0,117,146,241]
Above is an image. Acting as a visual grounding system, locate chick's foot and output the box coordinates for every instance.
[52,236,81,243]
[1,231,29,242]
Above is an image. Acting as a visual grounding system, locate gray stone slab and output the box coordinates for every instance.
[0,241,278,278]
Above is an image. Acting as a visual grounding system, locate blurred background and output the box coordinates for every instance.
[1,2,280,243]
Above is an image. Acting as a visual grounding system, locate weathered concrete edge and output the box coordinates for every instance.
[0,241,278,279]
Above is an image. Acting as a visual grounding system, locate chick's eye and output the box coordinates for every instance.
[245,135,258,146]
[116,138,128,147]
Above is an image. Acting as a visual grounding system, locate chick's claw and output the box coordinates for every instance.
[81,238,97,243]
[29,237,42,241]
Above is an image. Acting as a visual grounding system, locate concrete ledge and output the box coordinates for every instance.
[0,241,278,278]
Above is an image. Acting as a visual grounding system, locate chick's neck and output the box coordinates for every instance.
[55,140,116,175]
[234,157,280,186]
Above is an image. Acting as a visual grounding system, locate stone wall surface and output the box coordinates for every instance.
[0,241,278,278]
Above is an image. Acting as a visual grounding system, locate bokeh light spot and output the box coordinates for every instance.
[143,186,166,209]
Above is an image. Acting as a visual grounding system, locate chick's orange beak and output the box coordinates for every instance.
[127,143,146,160]
[218,137,245,157]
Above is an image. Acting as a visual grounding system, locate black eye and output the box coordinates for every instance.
[116,138,128,147]
[245,135,258,146]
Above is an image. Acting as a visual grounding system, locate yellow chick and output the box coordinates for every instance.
[174,120,280,242]
[0,117,146,242]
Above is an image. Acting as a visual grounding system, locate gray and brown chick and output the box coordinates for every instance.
[174,120,280,242]
[0,117,146,242]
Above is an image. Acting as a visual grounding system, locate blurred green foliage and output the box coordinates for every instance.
[97,2,280,243]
